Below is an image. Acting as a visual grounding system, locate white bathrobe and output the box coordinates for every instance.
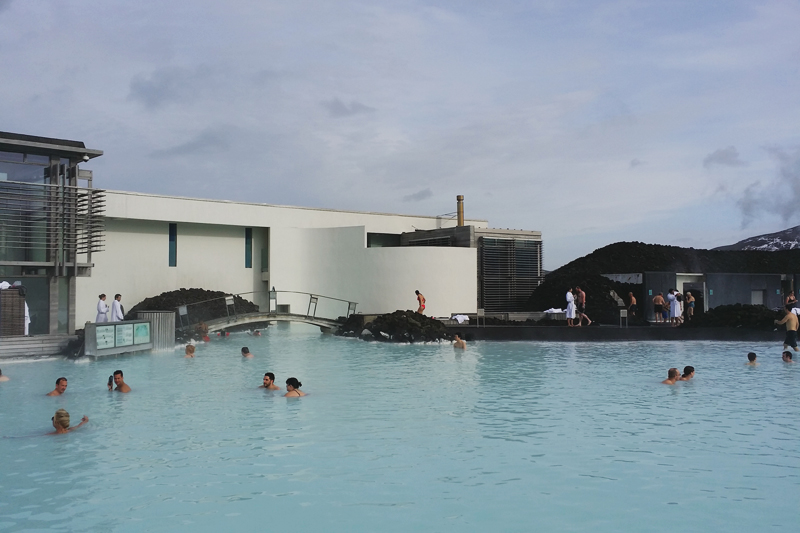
[96,299,109,323]
[111,299,124,322]
[667,293,681,318]
[566,291,576,319]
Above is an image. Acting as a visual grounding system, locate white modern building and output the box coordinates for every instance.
[1,132,543,337]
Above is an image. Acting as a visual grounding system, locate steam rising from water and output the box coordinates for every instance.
[737,145,800,228]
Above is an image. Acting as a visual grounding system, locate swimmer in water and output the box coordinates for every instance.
[260,372,280,390]
[284,377,306,397]
[50,409,88,434]
[0,368,9,382]
[746,352,758,366]
[661,368,680,385]
[109,370,131,392]
[241,347,253,358]
[453,333,466,349]
[678,366,695,381]
[185,345,196,358]
[47,377,68,396]
[782,351,794,363]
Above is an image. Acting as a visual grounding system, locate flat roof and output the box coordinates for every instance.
[0,131,103,160]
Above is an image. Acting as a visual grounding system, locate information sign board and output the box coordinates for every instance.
[133,322,151,345]
[96,325,116,349]
[115,324,134,347]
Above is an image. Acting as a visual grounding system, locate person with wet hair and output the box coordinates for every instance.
[783,351,794,363]
[109,370,131,392]
[284,377,306,397]
[241,347,253,358]
[50,409,88,434]
[260,372,280,390]
[746,352,758,366]
[661,368,680,385]
[679,366,695,381]
[453,333,466,349]
[185,345,196,358]
[47,377,68,396]
[0,368,8,382]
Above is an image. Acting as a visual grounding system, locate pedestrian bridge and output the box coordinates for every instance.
[178,290,356,334]
[204,312,342,333]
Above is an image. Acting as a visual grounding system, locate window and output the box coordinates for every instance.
[245,228,253,268]
[168,224,177,267]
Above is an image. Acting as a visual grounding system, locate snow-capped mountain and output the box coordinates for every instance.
[714,225,800,251]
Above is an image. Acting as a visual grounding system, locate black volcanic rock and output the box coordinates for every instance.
[683,304,780,330]
[337,310,449,342]
[125,288,259,326]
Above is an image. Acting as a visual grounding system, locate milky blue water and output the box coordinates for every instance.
[0,324,798,532]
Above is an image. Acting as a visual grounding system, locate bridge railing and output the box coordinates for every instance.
[174,290,358,332]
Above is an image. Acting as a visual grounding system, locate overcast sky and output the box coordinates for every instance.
[2,0,799,269]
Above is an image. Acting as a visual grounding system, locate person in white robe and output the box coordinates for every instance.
[667,290,680,326]
[24,302,30,335]
[110,294,124,322]
[96,294,109,323]
[566,289,576,327]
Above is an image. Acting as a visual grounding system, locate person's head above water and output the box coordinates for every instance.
[241,347,251,356]
[185,345,195,355]
[748,352,757,362]
[682,366,695,378]
[53,408,70,429]
[286,377,302,389]
[783,351,793,361]
[667,368,679,380]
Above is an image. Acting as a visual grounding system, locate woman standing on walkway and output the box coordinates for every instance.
[96,294,109,323]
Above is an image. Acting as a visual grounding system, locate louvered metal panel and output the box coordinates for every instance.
[479,237,544,311]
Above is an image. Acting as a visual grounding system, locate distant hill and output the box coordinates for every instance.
[714,225,800,251]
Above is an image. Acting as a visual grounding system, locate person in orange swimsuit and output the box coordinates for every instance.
[415,290,426,314]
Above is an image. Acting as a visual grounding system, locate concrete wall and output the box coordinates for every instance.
[270,226,478,317]
[77,219,478,325]
[77,220,269,325]
[102,190,488,233]
[706,273,782,309]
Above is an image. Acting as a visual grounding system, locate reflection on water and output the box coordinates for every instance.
[0,327,797,532]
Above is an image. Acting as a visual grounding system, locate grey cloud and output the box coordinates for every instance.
[321,97,375,118]
[151,130,230,158]
[630,158,644,168]
[0,1,13,13]
[128,67,205,109]
[403,188,433,202]
[704,146,747,168]
[736,145,800,227]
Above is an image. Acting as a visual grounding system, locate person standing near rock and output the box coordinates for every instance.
[110,294,124,322]
[96,294,109,323]
[628,292,638,318]
[685,292,695,321]
[565,288,576,327]
[667,290,680,327]
[575,286,591,326]
[415,290,426,314]
[652,292,665,324]
[775,306,800,353]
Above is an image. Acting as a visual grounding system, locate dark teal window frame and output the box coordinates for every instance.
[168,223,177,267]
[245,228,253,268]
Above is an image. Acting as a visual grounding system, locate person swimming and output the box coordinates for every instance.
[241,347,253,358]
[284,377,306,397]
[661,368,680,385]
[185,345,196,358]
[50,409,88,434]
[679,366,695,381]
[746,352,758,366]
